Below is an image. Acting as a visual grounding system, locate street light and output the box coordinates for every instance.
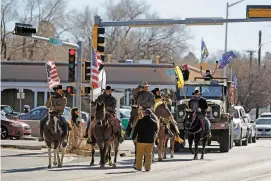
[224,0,246,78]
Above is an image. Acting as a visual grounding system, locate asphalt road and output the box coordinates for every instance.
[2,139,271,181]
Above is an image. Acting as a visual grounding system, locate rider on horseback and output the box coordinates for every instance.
[38,84,68,144]
[188,89,212,138]
[125,81,155,139]
[88,86,124,145]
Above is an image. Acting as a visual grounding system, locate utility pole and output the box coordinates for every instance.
[245,50,255,68]
[255,30,262,119]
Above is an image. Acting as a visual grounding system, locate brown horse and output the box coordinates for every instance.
[89,102,119,168]
[43,111,67,169]
[154,100,182,161]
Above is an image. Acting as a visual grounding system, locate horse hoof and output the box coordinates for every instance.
[193,156,198,160]
[109,161,113,166]
[201,155,204,160]
[113,163,116,168]
[100,164,105,168]
[48,165,52,169]
[58,164,62,168]
[170,154,174,158]
[163,155,167,159]
[53,161,57,166]
[158,158,162,162]
[90,162,94,166]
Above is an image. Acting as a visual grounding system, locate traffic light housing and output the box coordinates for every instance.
[183,69,190,81]
[14,23,37,36]
[68,49,76,82]
[92,25,105,62]
[66,86,76,95]
[83,59,91,81]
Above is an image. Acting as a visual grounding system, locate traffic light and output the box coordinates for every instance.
[83,58,91,81]
[14,23,37,36]
[81,87,91,96]
[92,25,105,62]
[66,86,76,95]
[68,49,76,82]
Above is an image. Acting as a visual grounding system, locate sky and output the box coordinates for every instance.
[68,0,271,58]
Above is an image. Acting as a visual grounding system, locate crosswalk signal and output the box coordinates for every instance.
[68,49,76,82]
[92,25,105,62]
[66,86,76,95]
[14,23,37,36]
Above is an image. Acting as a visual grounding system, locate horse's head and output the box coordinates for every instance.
[155,101,172,121]
[91,101,107,126]
[185,110,201,130]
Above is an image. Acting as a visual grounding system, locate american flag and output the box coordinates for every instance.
[45,59,60,90]
[91,47,103,88]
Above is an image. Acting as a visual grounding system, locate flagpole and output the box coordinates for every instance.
[89,39,93,118]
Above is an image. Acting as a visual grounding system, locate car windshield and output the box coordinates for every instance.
[1,106,13,114]
[120,109,131,118]
[260,114,271,118]
[179,86,198,96]
[201,86,223,97]
[233,109,239,118]
[256,118,271,125]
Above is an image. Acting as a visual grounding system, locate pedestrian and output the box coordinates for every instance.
[132,108,158,172]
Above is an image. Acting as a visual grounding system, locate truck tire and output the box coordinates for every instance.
[220,131,230,153]
[235,130,242,146]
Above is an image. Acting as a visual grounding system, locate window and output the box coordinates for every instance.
[31,109,41,116]
[179,86,198,96]
[1,106,13,114]
[201,86,223,97]
[233,109,239,118]
[120,109,131,118]
[256,118,271,125]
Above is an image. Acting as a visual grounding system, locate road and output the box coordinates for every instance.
[1,139,271,181]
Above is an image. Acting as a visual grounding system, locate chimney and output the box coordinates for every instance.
[155,55,160,64]
[107,54,112,63]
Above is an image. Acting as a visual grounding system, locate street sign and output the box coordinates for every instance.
[247,5,271,18]
[166,69,175,76]
[17,92,25,99]
[19,88,24,93]
[49,38,63,46]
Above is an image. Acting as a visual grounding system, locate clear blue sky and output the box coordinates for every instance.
[68,0,271,58]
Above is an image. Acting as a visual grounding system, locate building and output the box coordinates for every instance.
[1,61,222,112]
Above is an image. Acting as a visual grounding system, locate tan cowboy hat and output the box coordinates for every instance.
[141,81,150,87]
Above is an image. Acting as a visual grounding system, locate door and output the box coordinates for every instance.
[29,108,42,120]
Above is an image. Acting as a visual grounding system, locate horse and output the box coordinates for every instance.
[185,110,208,160]
[89,102,119,168]
[154,100,178,161]
[43,111,67,169]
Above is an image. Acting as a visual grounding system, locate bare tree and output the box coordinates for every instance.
[232,60,271,112]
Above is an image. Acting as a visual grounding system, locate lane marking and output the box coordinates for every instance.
[239,173,271,181]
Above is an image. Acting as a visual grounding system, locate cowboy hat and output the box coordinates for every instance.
[141,81,150,86]
[105,86,115,91]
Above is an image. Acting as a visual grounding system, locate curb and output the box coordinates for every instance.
[1,144,43,150]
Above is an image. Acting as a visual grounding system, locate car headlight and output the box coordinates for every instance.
[11,123,22,127]
[179,111,184,116]
[213,111,219,117]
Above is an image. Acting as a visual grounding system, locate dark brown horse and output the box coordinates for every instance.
[89,102,119,167]
[185,110,208,160]
[154,100,177,161]
[43,111,66,168]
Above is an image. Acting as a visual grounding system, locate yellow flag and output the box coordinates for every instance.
[174,65,184,88]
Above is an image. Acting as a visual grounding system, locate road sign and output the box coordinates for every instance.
[19,88,24,93]
[17,92,25,99]
[166,69,175,76]
[49,38,63,46]
[247,5,271,18]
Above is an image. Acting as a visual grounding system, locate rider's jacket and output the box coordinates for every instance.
[188,96,208,114]
[45,93,67,115]
[95,93,116,113]
[132,86,155,109]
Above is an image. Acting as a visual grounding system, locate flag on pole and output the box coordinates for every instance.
[91,46,100,89]
[201,38,209,62]
[174,64,184,88]
[45,59,60,90]
[218,51,237,69]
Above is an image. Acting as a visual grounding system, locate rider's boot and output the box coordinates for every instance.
[207,131,212,138]
[117,128,124,143]
[38,131,44,142]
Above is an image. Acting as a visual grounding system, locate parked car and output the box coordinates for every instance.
[1,105,20,120]
[245,113,257,143]
[256,117,271,139]
[233,106,249,146]
[1,110,31,139]
[260,112,271,118]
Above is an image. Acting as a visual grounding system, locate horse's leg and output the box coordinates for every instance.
[163,138,167,159]
[170,137,175,158]
[90,145,95,166]
[56,146,62,167]
[194,135,200,160]
[60,146,65,166]
[188,135,194,154]
[108,145,113,166]
[53,148,57,166]
[201,137,207,160]
[47,147,52,169]
[113,139,119,168]
[158,138,163,161]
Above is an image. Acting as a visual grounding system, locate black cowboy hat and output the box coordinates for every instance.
[105,86,115,91]
[192,89,201,95]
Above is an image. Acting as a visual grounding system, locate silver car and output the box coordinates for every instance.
[256,117,271,138]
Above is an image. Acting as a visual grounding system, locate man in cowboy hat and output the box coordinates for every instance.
[125,81,155,139]
[88,86,124,145]
[188,89,211,137]
[151,88,160,99]
[38,84,68,144]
